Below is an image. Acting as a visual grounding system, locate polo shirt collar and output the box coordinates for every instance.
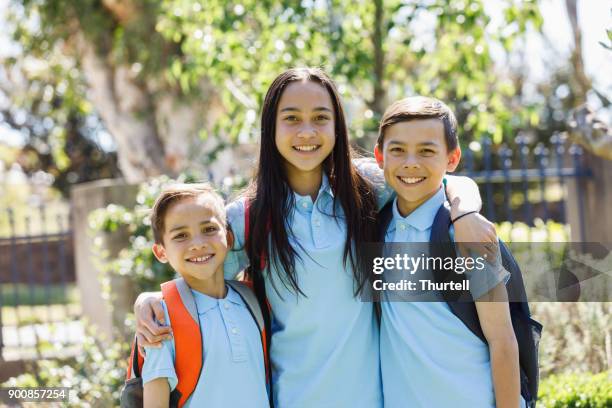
[320,172,334,198]
[191,284,242,315]
[390,186,446,232]
[292,172,334,208]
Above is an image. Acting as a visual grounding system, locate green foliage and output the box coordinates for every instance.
[9,0,544,154]
[538,371,612,408]
[496,218,569,243]
[155,0,543,144]
[0,284,77,306]
[2,327,129,407]
[2,2,120,195]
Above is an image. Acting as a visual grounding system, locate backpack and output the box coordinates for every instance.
[377,201,543,407]
[119,278,271,408]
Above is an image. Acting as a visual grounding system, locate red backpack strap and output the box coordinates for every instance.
[242,200,274,406]
[161,278,203,408]
[244,199,267,270]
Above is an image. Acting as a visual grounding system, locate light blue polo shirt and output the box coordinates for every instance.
[225,173,383,408]
[380,186,517,408]
[141,285,268,407]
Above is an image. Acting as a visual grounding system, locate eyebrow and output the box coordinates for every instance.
[279,107,333,113]
[168,220,213,233]
[387,140,440,147]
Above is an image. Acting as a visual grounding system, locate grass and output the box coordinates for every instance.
[1,284,80,325]
[1,304,81,326]
[0,284,78,307]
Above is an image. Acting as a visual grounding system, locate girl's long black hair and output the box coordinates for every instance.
[244,67,378,297]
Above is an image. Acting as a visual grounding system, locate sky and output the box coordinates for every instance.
[0,0,610,149]
[525,0,611,91]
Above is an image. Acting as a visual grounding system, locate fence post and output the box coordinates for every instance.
[566,150,612,245]
[71,179,139,343]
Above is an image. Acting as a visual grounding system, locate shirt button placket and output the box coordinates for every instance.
[395,222,407,242]
[312,210,325,248]
[220,301,246,362]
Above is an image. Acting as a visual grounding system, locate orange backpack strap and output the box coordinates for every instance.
[161,278,203,408]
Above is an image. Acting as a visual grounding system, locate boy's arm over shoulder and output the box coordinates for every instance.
[449,226,508,299]
[142,301,178,406]
[475,284,520,408]
[445,174,482,214]
[225,199,249,279]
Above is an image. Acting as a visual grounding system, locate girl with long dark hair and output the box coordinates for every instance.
[134,68,496,407]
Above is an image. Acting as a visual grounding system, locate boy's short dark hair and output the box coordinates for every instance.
[150,183,226,244]
[377,96,458,151]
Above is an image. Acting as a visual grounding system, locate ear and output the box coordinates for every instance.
[226,227,234,249]
[374,145,384,169]
[446,147,461,172]
[152,243,168,263]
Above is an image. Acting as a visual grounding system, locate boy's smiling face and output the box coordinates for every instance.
[152,195,229,290]
[375,118,461,216]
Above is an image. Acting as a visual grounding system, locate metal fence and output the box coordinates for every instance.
[456,134,589,240]
[0,204,81,361]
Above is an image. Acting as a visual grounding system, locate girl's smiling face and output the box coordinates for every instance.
[275,80,336,178]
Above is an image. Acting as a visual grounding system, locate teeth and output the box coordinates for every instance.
[294,145,319,152]
[399,177,425,184]
[188,255,213,262]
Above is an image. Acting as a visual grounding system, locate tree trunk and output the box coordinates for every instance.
[76,34,169,182]
[565,0,591,105]
[370,0,386,117]
[74,31,221,183]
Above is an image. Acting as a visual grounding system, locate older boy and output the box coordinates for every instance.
[374,97,521,408]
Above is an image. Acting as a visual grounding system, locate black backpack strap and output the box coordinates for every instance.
[377,201,395,242]
[430,204,542,404]
[499,241,542,404]
[430,205,486,342]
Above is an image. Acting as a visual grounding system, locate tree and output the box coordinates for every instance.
[5,0,543,182]
[0,31,120,195]
[562,0,612,160]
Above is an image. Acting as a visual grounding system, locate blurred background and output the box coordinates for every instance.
[0,0,610,406]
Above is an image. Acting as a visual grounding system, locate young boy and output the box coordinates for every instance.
[373,97,521,408]
[141,184,269,407]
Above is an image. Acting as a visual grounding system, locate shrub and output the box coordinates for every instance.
[538,371,612,407]
[531,303,611,377]
[2,327,129,407]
